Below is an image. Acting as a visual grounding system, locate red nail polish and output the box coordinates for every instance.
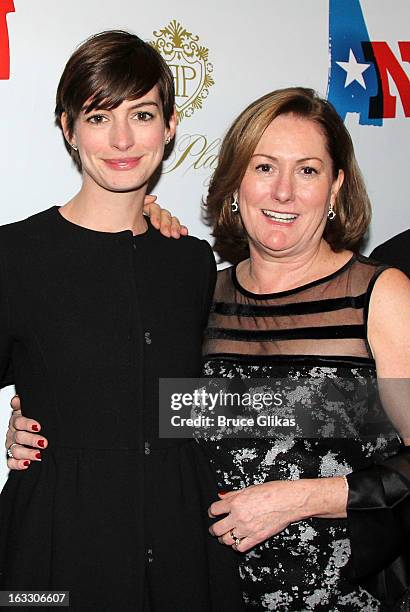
[35,452,41,459]
[31,424,39,432]
[38,440,45,448]
[23,460,30,466]
[219,491,227,496]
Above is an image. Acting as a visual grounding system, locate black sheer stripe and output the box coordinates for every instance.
[202,352,376,368]
[204,324,365,342]
[231,254,357,299]
[211,294,366,317]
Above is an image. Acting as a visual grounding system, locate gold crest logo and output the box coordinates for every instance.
[151,20,215,122]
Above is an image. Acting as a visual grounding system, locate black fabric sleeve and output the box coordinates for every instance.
[343,446,410,606]
[0,254,13,388]
[370,236,410,278]
[199,239,217,329]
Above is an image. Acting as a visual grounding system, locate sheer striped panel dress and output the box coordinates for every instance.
[201,254,402,611]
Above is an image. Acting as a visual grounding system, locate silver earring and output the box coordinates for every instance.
[327,202,336,220]
[165,136,171,145]
[70,143,78,151]
[231,192,239,214]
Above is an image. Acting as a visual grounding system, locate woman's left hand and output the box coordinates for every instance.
[143,195,188,238]
[208,477,348,552]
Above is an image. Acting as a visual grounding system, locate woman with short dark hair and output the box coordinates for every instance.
[0,30,243,612]
[55,30,175,172]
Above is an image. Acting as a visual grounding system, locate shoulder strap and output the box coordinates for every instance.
[363,263,394,358]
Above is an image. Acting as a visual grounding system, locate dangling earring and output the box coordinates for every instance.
[327,201,336,220]
[70,143,78,151]
[231,191,239,214]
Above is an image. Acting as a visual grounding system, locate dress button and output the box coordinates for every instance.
[144,441,151,455]
[144,331,152,344]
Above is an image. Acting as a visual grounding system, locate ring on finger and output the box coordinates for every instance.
[6,442,19,459]
[230,529,242,547]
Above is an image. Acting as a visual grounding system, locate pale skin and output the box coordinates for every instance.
[59,87,177,235]
[6,114,410,555]
[61,86,187,238]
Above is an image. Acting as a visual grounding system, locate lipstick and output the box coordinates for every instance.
[103,157,141,171]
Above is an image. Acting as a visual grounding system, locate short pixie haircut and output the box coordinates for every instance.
[55,30,175,171]
[206,87,371,263]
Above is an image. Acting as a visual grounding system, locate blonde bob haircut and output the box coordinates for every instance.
[206,87,371,263]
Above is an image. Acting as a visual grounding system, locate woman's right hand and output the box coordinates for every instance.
[5,395,47,470]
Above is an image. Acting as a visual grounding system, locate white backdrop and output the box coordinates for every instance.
[0,0,409,487]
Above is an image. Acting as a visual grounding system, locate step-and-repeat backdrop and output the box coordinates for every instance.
[0,0,409,485]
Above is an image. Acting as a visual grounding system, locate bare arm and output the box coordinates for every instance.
[342,268,410,590]
[367,268,410,444]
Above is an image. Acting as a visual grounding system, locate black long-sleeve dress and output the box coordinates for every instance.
[0,206,243,612]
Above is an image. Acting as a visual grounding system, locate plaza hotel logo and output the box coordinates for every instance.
[151,20,215,123]
[151,20,218,179]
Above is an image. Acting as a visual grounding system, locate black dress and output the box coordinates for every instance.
[0,207,243,611]
[201,255,405,610]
